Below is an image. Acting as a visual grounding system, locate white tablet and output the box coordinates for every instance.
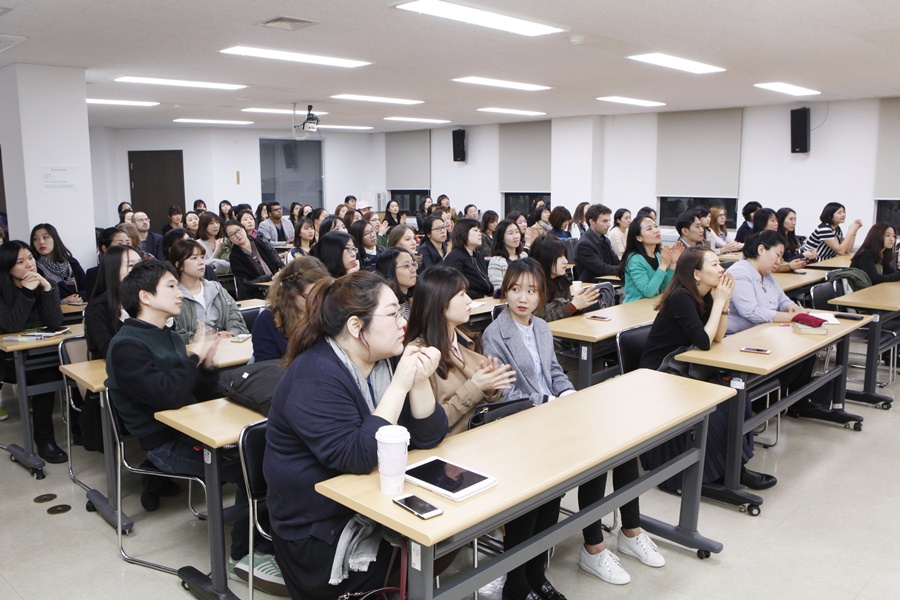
[404,456,497,501]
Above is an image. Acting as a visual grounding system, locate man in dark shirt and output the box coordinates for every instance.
[575,203,620,282]
[675,210,706,250]
[132,211,163,259]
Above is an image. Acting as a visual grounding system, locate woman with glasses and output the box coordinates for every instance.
[442,218,494,299]
[224,220,283,297]
[310,230,360,278]
[252,256,330,362]
[364,211,390,247]
[265,271,447,600]
[419,215,449,271]
[349,220,382,271]
[375,247,417,318]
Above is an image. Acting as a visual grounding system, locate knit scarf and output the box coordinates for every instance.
[326,337,394,413]
[37,255,72,285]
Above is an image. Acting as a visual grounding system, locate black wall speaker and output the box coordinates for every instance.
[791,107,810,153]
[452,129,466,162]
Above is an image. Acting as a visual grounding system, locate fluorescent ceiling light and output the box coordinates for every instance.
[395,0,564,37]
[477,107,546,116]
[220,46,369,68]
[627,53,725,74]
[115,76,246,90]
[754,82,821,96]
[317,125,375,130]
[332,94,423,105]
[596,96,666,107]
[453,76,550,91]
[384,117,451,124]
[86,99,159,107]
[173,119,254,125]
[241,108,329,115]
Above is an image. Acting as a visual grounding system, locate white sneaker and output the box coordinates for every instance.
[578,547,631,585]
[617,530,665,567]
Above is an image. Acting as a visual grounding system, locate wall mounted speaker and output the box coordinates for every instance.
[791,107,810,153]
[452,129,466,162]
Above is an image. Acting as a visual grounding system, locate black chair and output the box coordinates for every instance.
[615,323,652,375]
[238,419,271,600]
[58,336,91,492]
[240,306,262,332]
[491,303,507,321]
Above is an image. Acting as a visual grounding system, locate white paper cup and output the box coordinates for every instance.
[375,425,410,495]
[571,281,583,293]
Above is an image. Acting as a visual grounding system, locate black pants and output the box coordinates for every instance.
[272,531,395,600]
[503,497,562,596]
[578,458,641,545]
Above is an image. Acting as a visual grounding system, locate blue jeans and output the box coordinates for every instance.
[147,434,272,560]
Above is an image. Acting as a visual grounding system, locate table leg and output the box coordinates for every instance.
[85,390,134,532]
[577,341,593,390]
[1,351,46,478]
[406,541,435,600]
[178,446,239,600]
[844,313,893,408]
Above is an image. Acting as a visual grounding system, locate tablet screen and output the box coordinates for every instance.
[405,458,490,495]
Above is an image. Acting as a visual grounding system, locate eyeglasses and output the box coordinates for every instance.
[344,245,358,254]
[396,262,417,273]
[227,229,244,239]
[431,225,447,232]
[373,309,407,327]
[364,229,376,237]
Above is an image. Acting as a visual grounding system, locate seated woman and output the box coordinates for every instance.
[485,259,664,588]
[728,230,838,420]
[30,223,87,304]
[85,226,132,296]
[252,256,329,363]
[169,240,247,343]
[548,206,571,239]
[387,224,418,256]
[0,241,66,462]
[569,202,591,241]
[850,223,900,284]
[608,208,631,259]
[375,247,417,319]
[333,203,349,220]
[225,220,284,297]
[752,208,804,272]
[196,212,232,275]
[265,272,447,600]
[802,202,863,261]
[310,231,360,278]
[777,207,817,264]
[288,217,316,260]
[383,200,402,230]
[342,209,363,232]
[183,211,200,238]
[640,247,778,491]
[365,211,390,247]
[318,215,346,240]
[349,219,382,271]
[441,218,493,299]
[620,216,680,303]
[418,216,448,271]
[236,209,259,240]
[707,206,743,254]
[479,210,498,256]
[529,235,600,321]
[488,219,528,288]
[84,245,143,359]
[528,205,551,243]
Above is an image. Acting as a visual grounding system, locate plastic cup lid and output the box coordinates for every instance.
[375,424,410,444]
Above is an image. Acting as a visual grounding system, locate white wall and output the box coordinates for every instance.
[551,116,603,208]
[601,113,658,214]
[430,125,501,215]
[322,132,386,210]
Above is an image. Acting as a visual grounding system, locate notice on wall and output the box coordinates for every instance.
[39,165,79,191]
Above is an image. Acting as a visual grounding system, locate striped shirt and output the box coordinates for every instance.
[803,223,843,261]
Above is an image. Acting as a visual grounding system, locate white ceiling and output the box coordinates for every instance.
[2,0,900,132]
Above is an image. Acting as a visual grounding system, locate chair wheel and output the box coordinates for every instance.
[746,504,761,516]
[85,501,96,512]
[32,468,45,479]
[882,402,892,410]
[9,454,16,463]
[697,549,711,559]
[853,422,862,431]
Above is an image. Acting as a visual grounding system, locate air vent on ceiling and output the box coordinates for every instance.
[0,34,25,53]
[260,16,318,31]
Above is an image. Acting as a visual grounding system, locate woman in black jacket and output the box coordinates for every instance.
[224,220,283,296]
[418,215,449,271]
[850,223,900,284]
[84,246,142,359]
[30,223,87,304]
[0,241,67,462]
[441,218,493,299]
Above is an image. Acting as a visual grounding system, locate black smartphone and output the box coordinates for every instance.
[587,315,611,322]
[393,494,443,519]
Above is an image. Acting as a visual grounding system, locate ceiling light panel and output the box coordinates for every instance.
[332,94,423,105]
[317,125,375,130]
[220,46,369,68]
[453,76,550,91]
[754,82,821,96]
[87,99,159,106]
[115,76,246,90]
[627,53,725,74]
[477,107,546,116]
[384,117,451,123]
[242,108,328,115]
[173,119,253,125]
[596,96,666,107]
[395,0,565,37]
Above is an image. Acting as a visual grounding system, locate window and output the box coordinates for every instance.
[658,197,736,228]
[259,139,323,207]
[390,190,430,213]
[504,193,550,218]
[876,200,900,230]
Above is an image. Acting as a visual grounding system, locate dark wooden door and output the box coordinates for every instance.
[128,150,185,234]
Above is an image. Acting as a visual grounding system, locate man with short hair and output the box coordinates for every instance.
[675,210,706,250]
[106,261,288,595]
[344,195,358,211]
[257,202,295,243]
[132,211,163,259]
[575,203,620,282]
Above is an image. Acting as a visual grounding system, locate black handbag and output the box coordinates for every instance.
[467,398,534,429]
[218,359,285,416]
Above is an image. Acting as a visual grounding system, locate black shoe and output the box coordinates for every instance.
[740,467,777,490]
[150,477,180,497]
[537,581,568,600]
[141,475,160,512]
[36,442,68,464]
[502,587,542,600]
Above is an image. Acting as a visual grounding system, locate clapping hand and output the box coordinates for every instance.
[571,285,601,311]
[192,323,222,368]
[470,356,516,395]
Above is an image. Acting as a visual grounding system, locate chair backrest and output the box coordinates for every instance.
[616,323,653,375]
[809,282,838,311]
[240,306,262,331]
[491,303,507,321]
[59,335,90,398]
[239,420,269,502]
